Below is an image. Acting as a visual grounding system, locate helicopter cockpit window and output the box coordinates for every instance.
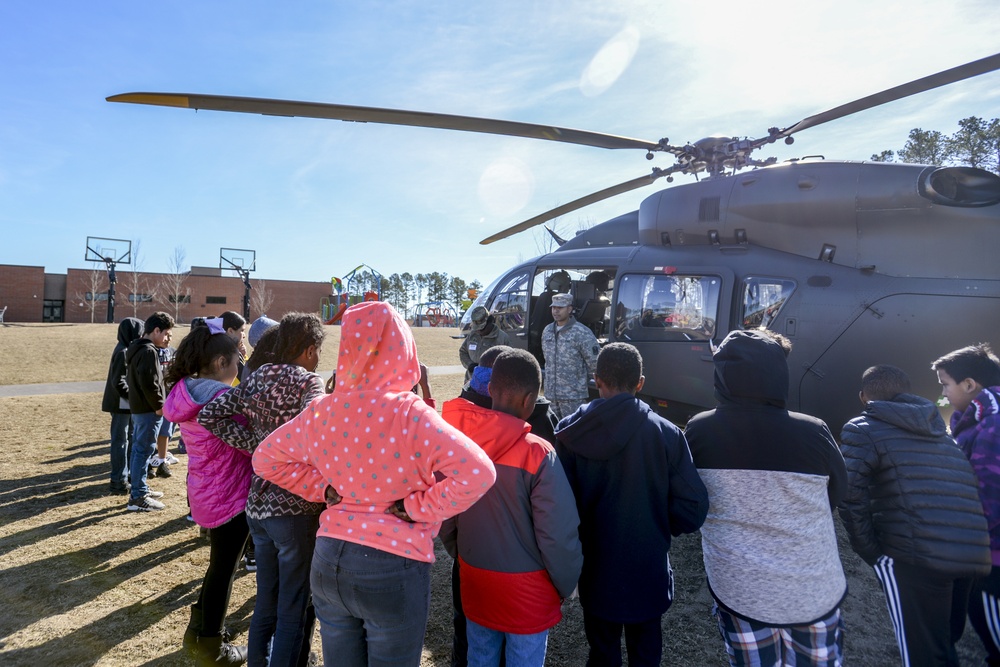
[740,277,796,329]
[488,270,530,334]
[615,274,720,342]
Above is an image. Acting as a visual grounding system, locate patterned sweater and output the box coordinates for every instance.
[199,363,326,520]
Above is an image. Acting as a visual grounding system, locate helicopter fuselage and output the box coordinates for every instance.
[466,160,1000,430]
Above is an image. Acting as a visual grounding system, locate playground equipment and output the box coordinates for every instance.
[321,264,382,324]
[411,301,459,327]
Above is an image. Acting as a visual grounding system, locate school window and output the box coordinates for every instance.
[614,273,720,342]
[205,296,227,305]
[85,292,109,301]
[740,277,796,329]
[168,294,191,304]
[127,293,153,303]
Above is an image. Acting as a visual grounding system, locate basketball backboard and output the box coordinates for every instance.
[220,247,256,274]
[85,237,131,264]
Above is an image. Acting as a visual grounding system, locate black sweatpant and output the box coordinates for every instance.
[582,610,662,667]
[197,512,250,637]
[873,555,972,667]
[967,565,1000,666]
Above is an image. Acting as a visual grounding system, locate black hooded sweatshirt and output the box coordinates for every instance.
[101,318,144,413]
[685,329,847,626]
[126,335,166,414]
[554,392,708,622]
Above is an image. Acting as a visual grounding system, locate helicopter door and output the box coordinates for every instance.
[613,270,730,421]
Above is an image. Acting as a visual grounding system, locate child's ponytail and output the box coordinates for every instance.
[165,321,239,389]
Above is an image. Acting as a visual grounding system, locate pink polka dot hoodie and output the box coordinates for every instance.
[253,301,496,562]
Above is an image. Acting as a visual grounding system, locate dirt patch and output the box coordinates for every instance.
[0,324,988,665]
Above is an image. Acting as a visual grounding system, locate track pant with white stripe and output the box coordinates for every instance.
[967,565,1000,666]
[872,556,971,667]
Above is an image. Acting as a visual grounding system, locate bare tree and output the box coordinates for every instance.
[122,240,155,318]
[74,266,107,323]
[250,279,275,318]
[158,246,191,323]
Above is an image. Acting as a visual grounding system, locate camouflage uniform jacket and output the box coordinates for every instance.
[459,325,512,381]
[541,317,599,402]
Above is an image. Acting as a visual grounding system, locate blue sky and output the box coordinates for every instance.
[2,1,999,288]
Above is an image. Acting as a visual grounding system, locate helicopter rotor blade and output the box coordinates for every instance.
[762,52,1000,145]
[107,92,663,152]
[480,167,675,245]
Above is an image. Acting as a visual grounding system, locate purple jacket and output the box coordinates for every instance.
[164,377,252,529]
[952,386,1000,565]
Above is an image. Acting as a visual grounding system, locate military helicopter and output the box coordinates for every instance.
[108,53,1000,430]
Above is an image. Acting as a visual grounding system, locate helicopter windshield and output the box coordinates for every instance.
[615,274,720,342]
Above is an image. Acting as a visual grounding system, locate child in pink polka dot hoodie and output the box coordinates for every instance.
[253,301,496,665]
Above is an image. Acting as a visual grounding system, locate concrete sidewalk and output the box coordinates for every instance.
[0,365,466,398]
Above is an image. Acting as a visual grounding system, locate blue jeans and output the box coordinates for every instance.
[157,418,175,439]
[128,412,161,501]
[247,514,319,667]
[109,412,131,487]
[311,537,431,667]
[466,620,548,667]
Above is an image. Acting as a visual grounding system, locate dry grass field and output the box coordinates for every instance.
[0,322,988,665]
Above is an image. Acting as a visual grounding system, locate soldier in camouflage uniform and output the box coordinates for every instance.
[459,306,511,383]
[542,293,600,421]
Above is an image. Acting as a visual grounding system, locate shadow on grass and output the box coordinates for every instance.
[0,516,201,638]
[0,503,121,557]
[0,460,113,524]
[0,578,201,667]
[43,443,111,465]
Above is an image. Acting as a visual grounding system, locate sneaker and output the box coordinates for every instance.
[156,461,173,478]
[164,452,180,465]
[127,495,166,511]
[243,554,257,572]
[146,489,164,499]
[108,484,129,496]
[176,439,187,454]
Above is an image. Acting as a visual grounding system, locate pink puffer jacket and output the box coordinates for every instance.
[164,377,252,528]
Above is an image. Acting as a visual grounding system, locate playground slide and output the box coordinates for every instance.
[325,302,348,325]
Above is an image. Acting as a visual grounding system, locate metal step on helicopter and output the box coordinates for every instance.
[108,52,1000,430]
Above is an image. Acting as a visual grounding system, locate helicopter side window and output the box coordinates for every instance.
[489,271,530,334]
[740,278,796,330]
[615,274,720,342]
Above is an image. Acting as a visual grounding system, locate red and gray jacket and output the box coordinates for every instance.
[440,398,582,635]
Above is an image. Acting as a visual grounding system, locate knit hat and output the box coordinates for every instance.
[248,316,279,347]
[470,365,493,397]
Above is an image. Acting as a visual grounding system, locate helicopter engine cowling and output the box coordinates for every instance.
[919,166,1000,207]
[638,160,1000,280]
